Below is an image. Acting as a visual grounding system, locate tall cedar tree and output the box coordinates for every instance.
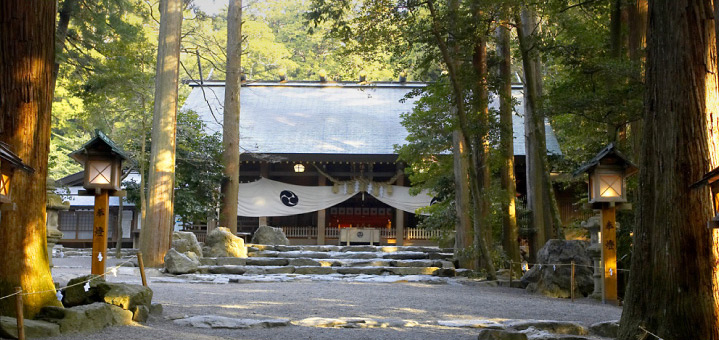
[140,0,184,267]
[220,0,242,233]
[0,0,64,317]
[618,1,719,338]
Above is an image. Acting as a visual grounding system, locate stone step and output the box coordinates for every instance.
[201,257,455,269]
[246,245,453,254]
[198,265,456,277]
[246,250,453,261]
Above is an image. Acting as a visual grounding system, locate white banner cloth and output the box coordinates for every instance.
[237,177,434,217]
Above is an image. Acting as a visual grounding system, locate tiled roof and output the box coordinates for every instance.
[180,81,562,157]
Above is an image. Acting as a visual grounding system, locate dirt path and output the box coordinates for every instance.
[42,257,622,340]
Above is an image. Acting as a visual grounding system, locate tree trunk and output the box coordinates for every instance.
[0,0,63,317]
[627,0,647,190]
[497,19,521,274]
[140,0,184,267]
[219,0,242,233]
[53,0,78,88]
[472,36,493,261]
[115,196,124,258]
[453,130,475,270]
[618,1,719,338]
[516,7,553,262]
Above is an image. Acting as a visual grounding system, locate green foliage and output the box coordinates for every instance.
[124,110,224,224]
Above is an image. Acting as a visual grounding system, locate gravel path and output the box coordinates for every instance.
[43,257,622,340]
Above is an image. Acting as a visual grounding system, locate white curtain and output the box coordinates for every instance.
[237,177,434,217]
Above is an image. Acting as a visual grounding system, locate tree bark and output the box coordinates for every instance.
[516,7,554,262]
[426,0,495,278]
[140,0,184,267]
[53,0,78,88]
[497,18,521,274]
[471,36,494,262]
[219,0,242,233]
[0,0,63,317]
[453,130,475,270]
[628,0,647,171]
[618,1,719,338]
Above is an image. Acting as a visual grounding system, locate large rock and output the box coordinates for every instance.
[590,320,619,338]
[61,274,104,307]
[477,329,528,340]
[0,316,60,338]
[520,239,594,298]
[92,281,153,312]
[172,231,203,257]
[164,248,200,274]
[251,226,290,245]
[205,227,247,257]
[36,303,133,334]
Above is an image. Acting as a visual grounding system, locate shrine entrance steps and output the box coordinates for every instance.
[198,245,457,277]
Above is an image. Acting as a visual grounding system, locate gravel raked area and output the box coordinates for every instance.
[44,257,622,340]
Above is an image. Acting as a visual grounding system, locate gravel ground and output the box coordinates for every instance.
[42,257,622,340]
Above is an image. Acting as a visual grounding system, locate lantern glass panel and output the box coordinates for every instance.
[0,172,8,197]
[599,174,622,198]
[294,164,305,173]
[88,160,112,185]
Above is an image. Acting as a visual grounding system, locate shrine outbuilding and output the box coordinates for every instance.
[180,80,562,246]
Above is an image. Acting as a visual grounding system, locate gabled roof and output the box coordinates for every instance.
[180,81,562,158]
[573,142,638,177]
[0,141,34,173]
[68,130,131,164]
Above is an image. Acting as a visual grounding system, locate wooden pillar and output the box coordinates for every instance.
[92,191,110,275]
[317,175,326,245]
[395,169,405,246]
[259,162,269,227]
[600,204,618,305]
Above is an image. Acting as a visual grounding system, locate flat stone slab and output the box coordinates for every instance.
[294,266,336,275]
[336,267,386,275]
[282,251,331,259]
[243,266,296,274]
[216,257,247,266]
[387,267,440,275]
[340,245,379,252]
[247,251,280,258]
[0,316,60,338]
[245,258,289,266]
[246,244,277,251]
[330,252,379,259]
[275,245,303,252]
[294,317,418,328]
[346,260,392,267]
[390,259,438,267]
[438,319,505,329]
[504,320,589,335]
[288,258,322,266]
[205,265,246,275]
[175,315,290,329]
[383,252,428,260]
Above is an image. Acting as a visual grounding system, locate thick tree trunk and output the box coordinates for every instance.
[618,1,719,339]
[53,0,78,88]
[219,0,242,233]
[516,7,554,262]
[425,0,495,278]
[472,37,493,259]
[140,0,184,267]
[453,130,475,270]
[0,0,63,317]
[628,0,647,167]
[497,21,521,274]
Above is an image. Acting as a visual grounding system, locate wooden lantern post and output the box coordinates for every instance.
[69,131,131,276]
[574,143,637,305]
